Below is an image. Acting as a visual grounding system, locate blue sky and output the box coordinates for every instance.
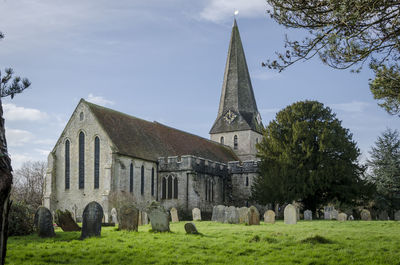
[1,0,399,169]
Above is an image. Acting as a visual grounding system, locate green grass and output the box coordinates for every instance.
[6,220,400,264]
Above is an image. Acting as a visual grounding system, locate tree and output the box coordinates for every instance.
[12,161,46,210]
[263,0,400,116]
[366,129,400,213]
[252,100,364,213]
[0,31,31,265]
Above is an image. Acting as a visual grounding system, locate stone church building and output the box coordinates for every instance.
[44,20,264,221]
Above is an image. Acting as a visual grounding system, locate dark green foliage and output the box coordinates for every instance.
[252,101,365,212]
[366,129,400,212]
[300,235,332,244]
[8,202,34,236]
[263,0,400,116]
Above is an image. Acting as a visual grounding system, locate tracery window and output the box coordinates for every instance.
[162,175,178,200]
[65,140,70,190]
[94,137,100,189]
[141,165,145,195]
[173,177,178,199]
[78,132,85,189]
[246,176,249,187]
[205,178,214,202]
[130,163,134,193]
[234,135,238,150]
[151,168,155,196]
[162,177,166,199]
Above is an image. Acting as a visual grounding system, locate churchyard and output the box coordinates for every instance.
[6,219,400,264]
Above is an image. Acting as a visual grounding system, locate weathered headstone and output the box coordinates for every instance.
[192,208,201,221]
[324,206,335,220]
[139,211,149,225]
[348,215,354,221]
[248,206,260,225]
[118,205,139,231]
[224,206,239,224]
[111,208,118,224]
[304,210,312,221]
[184,222,199,234]
[284,204,297,225]
[338,213,347,222]
[378,210,389,220]
[238,207,250,224]
[55,209,81,231]
[360,209,371,221]
[34,206,55,237]
[212,205,226,223]
[170,207,179,223]
[395,210,400,221]
[147,201,170,232]
[331,210,339,220]
[264,210,275,224]
[81,201,103,239]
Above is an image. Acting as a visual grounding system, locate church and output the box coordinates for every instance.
[43,19,264,221]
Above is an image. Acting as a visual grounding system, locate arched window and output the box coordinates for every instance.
[173,177,178,199]
[162,177,166,199]
[205,179,208,201]
[129,163,134,193]
[167,176,173,199]
[94,136,100,189]
[65,140,70,190]
[246,176,249,187]
[211,181,214,202]
[208,179,212,202]
[141,165,144,195]
[233,135,238,150]
[151,168,155,196]
[220,136,224,144]
[78,132,85,189]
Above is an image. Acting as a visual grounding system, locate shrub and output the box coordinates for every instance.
[8,202,35,236]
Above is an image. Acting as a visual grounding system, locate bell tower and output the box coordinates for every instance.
[210,19,263,161]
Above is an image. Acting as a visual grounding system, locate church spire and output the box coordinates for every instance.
[210,19,263,134]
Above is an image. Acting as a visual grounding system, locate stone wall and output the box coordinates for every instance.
[228,161,258,206]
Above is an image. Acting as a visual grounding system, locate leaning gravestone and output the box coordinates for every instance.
[284,204,297,225]
[118,205,139,231]
[34,206,55,238]
[360,209,371,221]
[81,201,103,239]
[264,210,275,224]
[224,206,239,224]
[111,208,118,224]
[338,213,347,222]
[248,206,260,225]
[304,210,312,221]
[170,207,179,223]
[192,208,201,221]
[395,210,400,221]
[55,209,81,231]
[212,205,226,223]
[238,207,249,224]
[184,222,199,234]
[147,201,170,232]
[331,210,339,220]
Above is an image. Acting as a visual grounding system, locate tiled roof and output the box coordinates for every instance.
[85,100,239,163]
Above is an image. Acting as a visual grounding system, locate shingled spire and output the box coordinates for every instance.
[210,19,263,134]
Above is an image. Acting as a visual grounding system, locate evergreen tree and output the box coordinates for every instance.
[0,31,30,265]
[367,129,400,212]
[263,0,400,116]
[252,100,364,212]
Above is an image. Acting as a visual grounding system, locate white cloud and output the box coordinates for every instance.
[35,148,51,156]
[86,94,115,106]
[34,139,56,145]
[200,0,268,23]
[330,101,370,113]
[3,103,48,121]
[9,153,32,170]
[6,129,34,147]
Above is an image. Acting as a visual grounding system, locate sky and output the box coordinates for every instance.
[0,0,399,169]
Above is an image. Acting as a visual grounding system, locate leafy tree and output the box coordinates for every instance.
[366,129,400,213]
[0,31,31,265]
[252,100,365,213]
[263,0,400,116]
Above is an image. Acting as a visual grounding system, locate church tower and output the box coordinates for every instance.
[210,19,263,161]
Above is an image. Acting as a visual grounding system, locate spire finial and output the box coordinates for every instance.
[233,10,239,27]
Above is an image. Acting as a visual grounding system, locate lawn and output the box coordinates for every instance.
[6,220,400,264]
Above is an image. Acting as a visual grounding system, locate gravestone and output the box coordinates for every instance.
[184,223,199,234]
[284,204,297,225]
[360,209,371,221]
[55,209,81,231]
[304,210,312,221]
[324,206,335,220]
[378,210,389,220]
[34,206,55,237]
[238,207,249,224]
[248,206,260,225]
[192,208,201,221]
[264,210,275,224]
[212,205,226,223]
[118,205,139,231]
[338,213,347,222]
[147,201,170,232]
[395,210,400,221]
[331,210,339,220]
[224,206,239,224]
[139,211,149,225]
[170,207,179,223]
[81,201,103,239]
[111,208,118,224]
